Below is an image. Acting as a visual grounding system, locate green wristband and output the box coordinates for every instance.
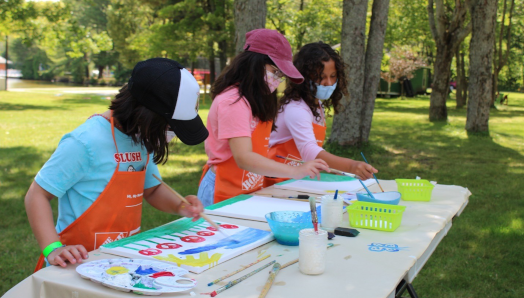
[43,241,63,258]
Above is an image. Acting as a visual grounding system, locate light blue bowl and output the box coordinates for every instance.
[356,191,401,205]
[265,211,313,246]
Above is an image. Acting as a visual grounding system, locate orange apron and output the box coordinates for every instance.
[201,120,272,204]
[34,115,148,272]
[264,121,326,187]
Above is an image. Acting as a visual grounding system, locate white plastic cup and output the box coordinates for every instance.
[299,228,327,275]
[320,194,343,231]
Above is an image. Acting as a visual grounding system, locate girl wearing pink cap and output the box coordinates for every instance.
[198,29,329,206]
[265,42,378,187]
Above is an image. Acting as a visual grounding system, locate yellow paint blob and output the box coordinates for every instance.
[154,252,222,267]
[106,266,129,275]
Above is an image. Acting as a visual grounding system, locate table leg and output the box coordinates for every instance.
[395,279,419,298]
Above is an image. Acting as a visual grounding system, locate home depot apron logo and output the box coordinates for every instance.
[241,170,263,190]
[95,232,129,248]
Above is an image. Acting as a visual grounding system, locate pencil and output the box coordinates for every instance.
[210,260,276,297]
[207,254,271,286]
[360,152,385,192]
[258,263,281,298]
[152,174,230,238]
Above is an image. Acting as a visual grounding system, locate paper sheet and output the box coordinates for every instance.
[274,178,376,194]
[205,196,320,222]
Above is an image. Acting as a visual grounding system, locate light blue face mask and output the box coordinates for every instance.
[311,80,338,100]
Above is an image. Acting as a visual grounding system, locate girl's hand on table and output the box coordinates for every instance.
[48,245,88,267]
[292,159,330,180]
[179,195,203,221]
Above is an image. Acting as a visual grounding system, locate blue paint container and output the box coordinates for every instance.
[265,211,314,246]
[356,191,401,205]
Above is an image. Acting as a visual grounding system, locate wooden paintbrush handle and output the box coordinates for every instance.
[152,174,223,232]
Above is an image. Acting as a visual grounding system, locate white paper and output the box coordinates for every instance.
[205,196,320,222]
[274,178,376,194]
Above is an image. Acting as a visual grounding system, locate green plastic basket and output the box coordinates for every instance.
[347,201,406,232]
[395,179,435,201]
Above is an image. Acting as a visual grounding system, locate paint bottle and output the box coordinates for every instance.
[320,194,343,232]
[299,228,327,275]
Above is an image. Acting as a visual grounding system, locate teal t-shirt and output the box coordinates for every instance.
[35,116,161,234]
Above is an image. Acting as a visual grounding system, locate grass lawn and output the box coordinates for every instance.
[1,90,523,297]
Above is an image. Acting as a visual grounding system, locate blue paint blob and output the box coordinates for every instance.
[135,266,159,275]
[368,243,408,252]
[178,228,271,255]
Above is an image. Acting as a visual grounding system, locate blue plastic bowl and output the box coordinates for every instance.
[265,211,313,246]
[356,191,401,205]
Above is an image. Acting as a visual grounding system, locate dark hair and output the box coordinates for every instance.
[110,84,170,165]
[211,51,277,123]
[280,42,348,121]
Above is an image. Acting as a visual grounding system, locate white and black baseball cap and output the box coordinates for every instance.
[128,58,208,145]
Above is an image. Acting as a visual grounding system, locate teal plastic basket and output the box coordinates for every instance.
[395,179,434,201]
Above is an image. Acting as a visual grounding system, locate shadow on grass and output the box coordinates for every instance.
[0,146,58,296]
[0,102,68,111]
[59,96,112,106]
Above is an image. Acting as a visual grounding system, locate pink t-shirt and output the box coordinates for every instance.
[205,87,259,165]
[269,99,326,162]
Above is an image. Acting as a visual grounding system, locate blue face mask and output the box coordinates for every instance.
[312,81,338,101]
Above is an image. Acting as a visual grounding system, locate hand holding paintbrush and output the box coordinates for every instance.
[152,174,230,238]
[276,155,360,179]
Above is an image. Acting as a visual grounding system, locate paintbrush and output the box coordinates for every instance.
[360,152,385,192]
[275,155,359,179]
[308,196,319,233]
[255,193,313,201]
[210,260,276,297]
[152,174,230,238]
[208,254,271,286]
[258,263,281,298]
[358,179,377,200]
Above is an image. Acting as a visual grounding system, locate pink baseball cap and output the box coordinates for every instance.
[243,29,304,84]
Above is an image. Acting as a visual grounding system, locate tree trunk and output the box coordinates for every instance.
[233,0,266,55]
[492,71,499,106]
[429,45,453,121]
[330,0,368,146]
[455,49,464,108]
[491,0,515,106]
[218,39,228,74]
[461,50,468,106]
[208,42,216,84]
[360,0,390,142]
[427,0,471,121]
[98,65,104,79]
[84,53,90,85]
[466,0,497,133]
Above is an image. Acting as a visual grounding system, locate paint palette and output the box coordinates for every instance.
[76,259,196,295]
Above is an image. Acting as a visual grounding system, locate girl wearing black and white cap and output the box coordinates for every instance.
[198,29,330,206]
[26,58,207,270]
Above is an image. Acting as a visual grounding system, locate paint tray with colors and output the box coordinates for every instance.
[76,258,196,295]
[100,218,274,274]
[347,201,406,232]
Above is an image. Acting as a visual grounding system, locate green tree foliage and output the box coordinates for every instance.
[267,0,342,51]
[384,0,434,64]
